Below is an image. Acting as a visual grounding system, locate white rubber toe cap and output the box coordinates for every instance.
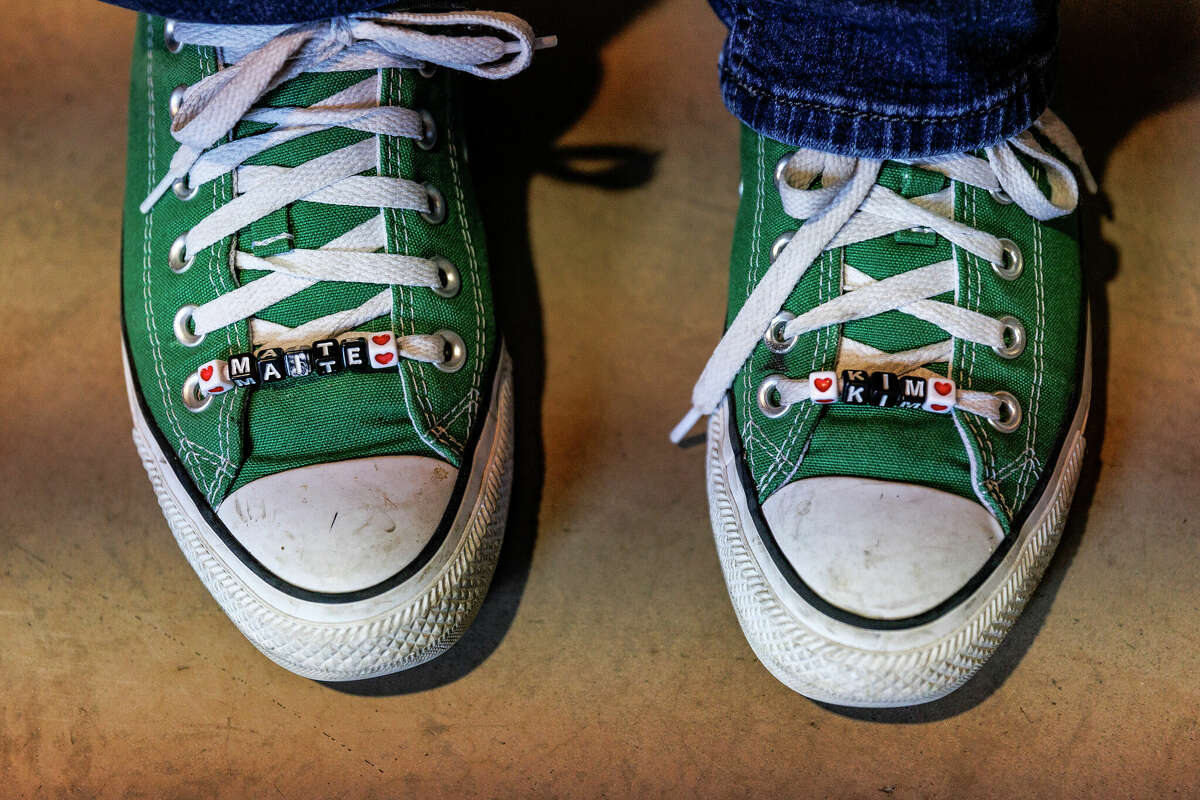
[217,456,458,594]
[760,477,1004,620]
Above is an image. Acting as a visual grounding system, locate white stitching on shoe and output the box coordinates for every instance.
[961,183,1010,519]
[203,43,238,499]
[390,74,436,435]
[1019,183,1047,499]
[742,133,766,473]
[448,127,484,431]
[383,70,451,460]
[761,247,828,490]
[142,23,209,493]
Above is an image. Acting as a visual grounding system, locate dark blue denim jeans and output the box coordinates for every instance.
[709,0,1058,158]
[104,0,1058,158]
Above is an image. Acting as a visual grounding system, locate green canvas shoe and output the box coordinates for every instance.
[672,111,1096,707]
[122,11,552,680]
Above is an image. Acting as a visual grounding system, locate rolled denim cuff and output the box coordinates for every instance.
[710,0,1058,158]
[102,0,445,24]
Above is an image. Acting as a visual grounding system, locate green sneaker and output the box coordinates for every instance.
[122,11,551,680]
[672,111,1096,707]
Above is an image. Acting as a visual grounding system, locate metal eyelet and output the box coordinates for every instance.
[993,315,1026,359]
[169,85,187,119]
[763,311,798,354]
[988,391,1022,433]
[417,61,437,79]
[181,372,212,412]
[770,231,794,262]
[168,233,194,273]
[173,304,204,347]
[434,329,466,373]
[417,110,437,151]
[172,175,198,201]
[992,238,1023,280]
[432,257,460,298]
[756,374,790,418]
[163,20,183,54]
[420,183,447,225]
[989,187,1013,205]
[774,154,791,185]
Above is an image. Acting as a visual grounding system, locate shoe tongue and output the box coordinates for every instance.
[842,162,953,349]
[226,68,436,495]
[235,68,381,322]
[786,160,979,507]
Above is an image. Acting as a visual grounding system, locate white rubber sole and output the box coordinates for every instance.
[124,347,514,682]
[707,341,1090,707]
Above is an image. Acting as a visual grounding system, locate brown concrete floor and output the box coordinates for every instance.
[1,0,1197,796]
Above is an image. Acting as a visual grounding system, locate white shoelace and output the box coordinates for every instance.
[145,11,554,361]
[669,110,1096,443]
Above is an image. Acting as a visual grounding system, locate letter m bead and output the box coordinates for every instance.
[227,352,258,387]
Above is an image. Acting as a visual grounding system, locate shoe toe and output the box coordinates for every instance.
[760,477,1004,620]
[216,456,458,594]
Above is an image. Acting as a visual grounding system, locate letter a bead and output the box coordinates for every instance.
[923,376,956,413]
[367,331,400,370]
[256,348,287,383]
[197,359,233,396]
[809,370,838,404]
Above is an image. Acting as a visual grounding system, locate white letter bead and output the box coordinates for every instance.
[197,359,233,397]
[922,376,956,413]
[367,331,399,370]
[808,370,839,404]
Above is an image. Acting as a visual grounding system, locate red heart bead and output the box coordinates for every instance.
[813,377,833,392]
[930,404,948,411]
[372,334,391,345]
[200,365,213,381]
[375,352,394,365]
[934,381,953,396]
[209,386,225,393]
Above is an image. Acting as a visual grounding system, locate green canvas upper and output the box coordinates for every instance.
[727,124,1084,534]
[123,15,495,506]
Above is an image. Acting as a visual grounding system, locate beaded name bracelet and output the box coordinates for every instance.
[189,330,463,400]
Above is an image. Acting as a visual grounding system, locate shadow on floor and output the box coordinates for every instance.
[327,0,660,697]
[819,0,1199,722]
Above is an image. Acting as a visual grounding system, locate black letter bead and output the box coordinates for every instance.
[898,374,927,408]
[256,348,287,383]
[341,337,370,372]
[840,369,869,405]
[868,371,899,407]
[228,352,258,387]
[285,347,312,378]
[311,338,344,376]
